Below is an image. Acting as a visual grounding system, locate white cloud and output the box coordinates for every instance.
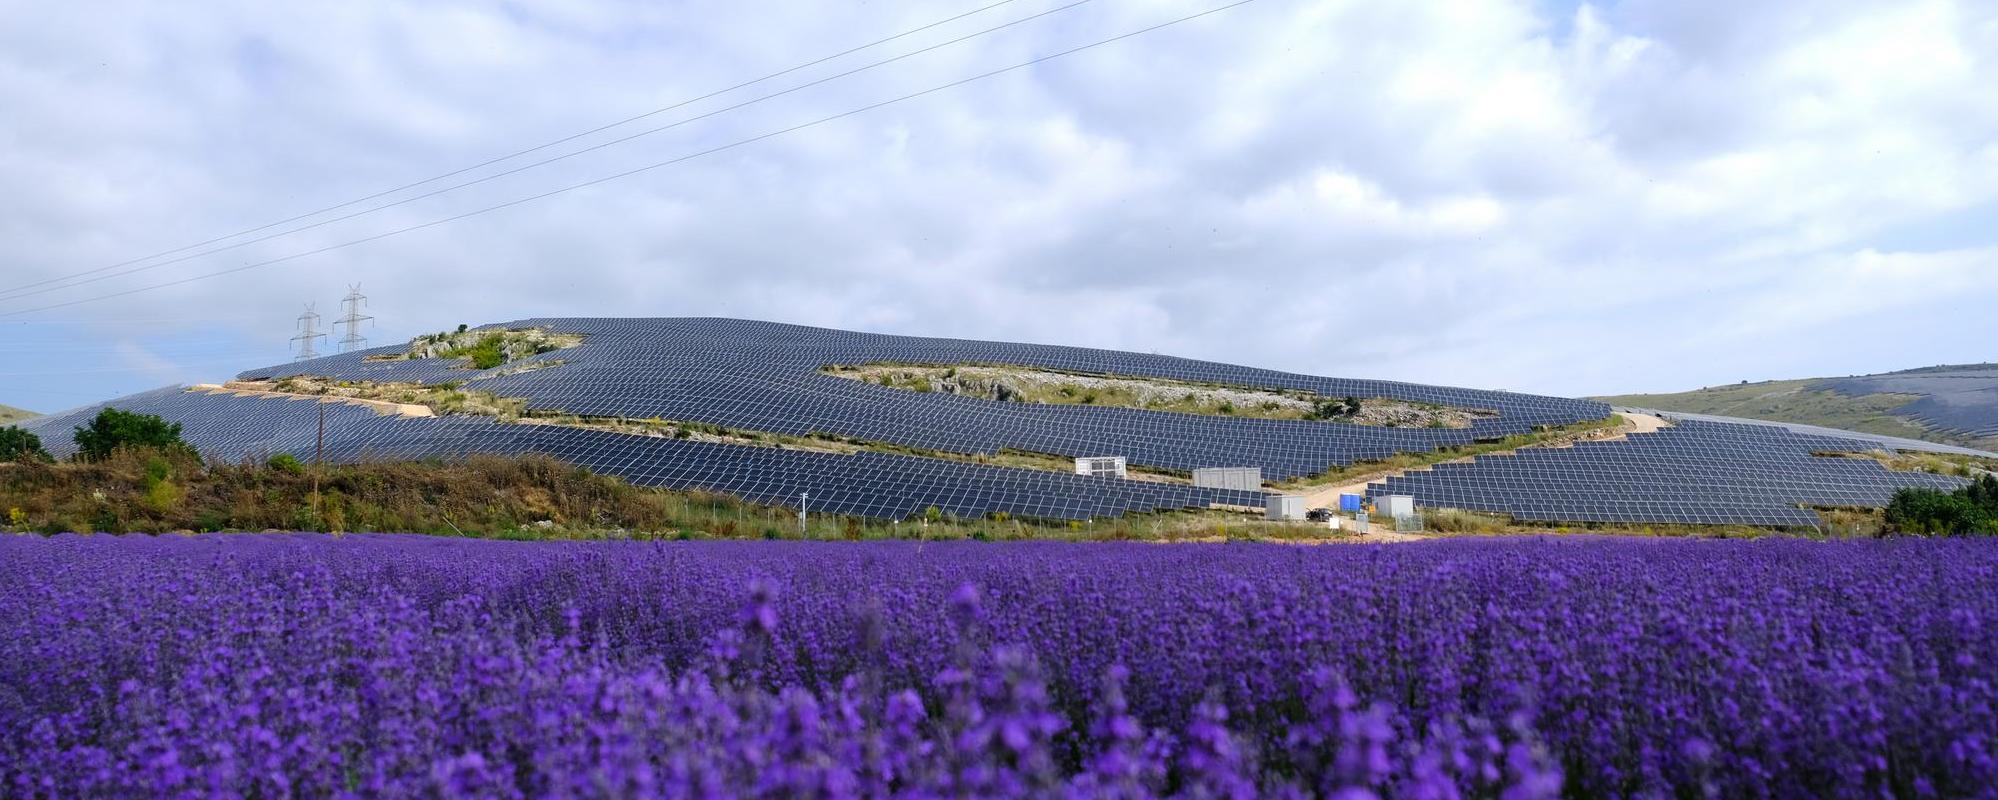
[0,0,1994,410]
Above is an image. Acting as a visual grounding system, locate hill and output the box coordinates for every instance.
[13,318,1978,530]
[1596,364,1998,452]
[0,404,36,425]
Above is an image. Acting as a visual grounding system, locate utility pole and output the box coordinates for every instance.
[312,404,325,528]
[334,284,374,353]
[291,304,327,361]
[798,492,809,535]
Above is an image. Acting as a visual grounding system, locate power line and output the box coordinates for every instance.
[0,340,248,354]
[0,0,1259,319]
[0,0,1035,300]
[0,355,276,378]
[0,317,228,325]
[0,0,1096,304]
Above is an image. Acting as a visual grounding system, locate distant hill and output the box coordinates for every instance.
[1596,364,1998,453]
[0,404,36,425]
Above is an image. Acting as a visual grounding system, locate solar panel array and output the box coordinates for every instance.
[1814,365,1998,441]
[1630,409,1998,458]
[15,388,1265,522]
[241,317,1612,480]
[15,317,1972,528]
[1368,418,1969,527]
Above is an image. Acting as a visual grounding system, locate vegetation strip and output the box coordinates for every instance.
[824,361,1493,427]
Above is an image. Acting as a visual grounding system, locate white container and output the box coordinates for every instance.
[1326,516,1343,532]
[1266,495,1305,521]
[1074,456,1127,478]
[1377,495,1415,518]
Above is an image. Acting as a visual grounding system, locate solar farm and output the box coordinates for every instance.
[15,317,1985,528]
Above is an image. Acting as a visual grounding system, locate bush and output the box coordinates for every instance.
[1886,476,1998,535]
[1426,508,1507,534]
[73,408,188,462]
[266,453,304,474]
[1305,396,1365,422]
[0,427,51,463]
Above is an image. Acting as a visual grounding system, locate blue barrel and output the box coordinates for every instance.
[1339,494,1363,512]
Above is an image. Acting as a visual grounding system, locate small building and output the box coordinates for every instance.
[1074,456,1127,479]
[1266,494,1305,521]
[1193,467,1262,491]
[1338,493,1364,513]
[1377,494,1416,519]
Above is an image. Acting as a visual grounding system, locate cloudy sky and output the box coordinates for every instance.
[1,0,1993,413]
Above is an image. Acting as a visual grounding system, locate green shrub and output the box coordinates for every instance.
[73,408,189,462]
[438,333,506,369]
[1886,477,1998,535]
[267,453,304,474]
[194,509,229,533]
[0,426,51,463]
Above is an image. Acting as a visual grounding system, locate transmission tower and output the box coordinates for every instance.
[291,304,327,361]
[335,284,375,353]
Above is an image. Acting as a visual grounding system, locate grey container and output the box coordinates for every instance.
[1193,467,1263,492]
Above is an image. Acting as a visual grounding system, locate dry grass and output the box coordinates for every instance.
[1822,449,1997,478]
[0,449,1337,541]
[0,450,678,536]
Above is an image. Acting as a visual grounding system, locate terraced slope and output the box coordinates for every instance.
[1597,365,1998,452]
[240,317,1611,482]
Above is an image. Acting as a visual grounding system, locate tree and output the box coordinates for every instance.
[0,426,50,463]
[72,408,188,461]
[1965,474,1998,515]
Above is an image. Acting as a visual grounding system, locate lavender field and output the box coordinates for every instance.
[2,535,1994,798]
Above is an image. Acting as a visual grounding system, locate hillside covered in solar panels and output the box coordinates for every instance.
[1599,364,1998,453]
[14,317,1988,528]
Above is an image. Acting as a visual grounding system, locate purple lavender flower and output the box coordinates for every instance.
[0,534,1989,797]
